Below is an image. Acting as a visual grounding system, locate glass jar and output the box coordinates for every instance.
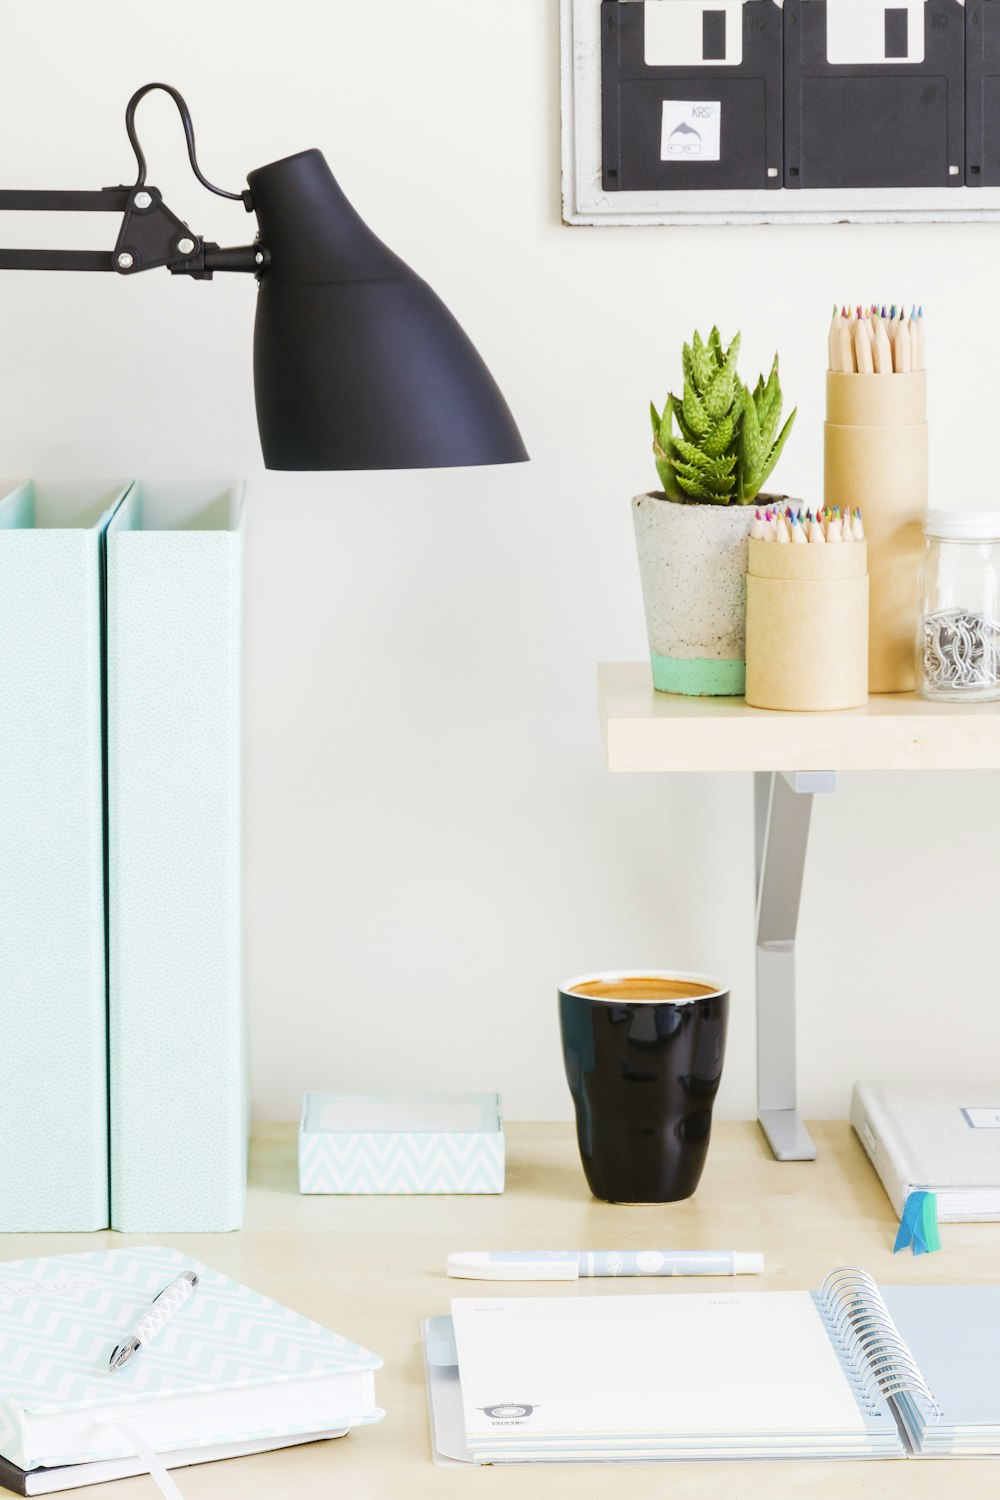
[918,510,1000,701]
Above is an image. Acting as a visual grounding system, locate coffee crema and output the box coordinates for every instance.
[568,976,718,1003]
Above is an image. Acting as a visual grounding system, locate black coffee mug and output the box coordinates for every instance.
[559,971,729,1204]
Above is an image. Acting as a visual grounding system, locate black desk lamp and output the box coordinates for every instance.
[0,83,528,472]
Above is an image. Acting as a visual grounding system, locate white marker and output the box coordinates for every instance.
[447,1250,764,1281]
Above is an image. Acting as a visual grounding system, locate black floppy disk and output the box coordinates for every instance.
[967,1,1000,186]
[783,0,966,189]
[601,1,783,192]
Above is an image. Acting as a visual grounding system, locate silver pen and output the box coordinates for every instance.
[108,1270,199,1372]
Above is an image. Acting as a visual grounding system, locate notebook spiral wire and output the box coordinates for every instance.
[819,1269,942,1420]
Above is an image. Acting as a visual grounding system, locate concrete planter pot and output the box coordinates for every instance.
[632,493,778,697]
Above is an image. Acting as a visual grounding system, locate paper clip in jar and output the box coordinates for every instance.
[918,509,1000,703]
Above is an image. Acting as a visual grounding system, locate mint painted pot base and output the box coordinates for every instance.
[633,494,787,698]
[650,654,746,697]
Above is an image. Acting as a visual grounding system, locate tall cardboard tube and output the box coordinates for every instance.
[824,371,927,693]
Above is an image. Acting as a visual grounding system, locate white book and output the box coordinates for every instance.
[0,1431,347,1495]
[0,1246,383,1487]
[851,1081,1000,1221]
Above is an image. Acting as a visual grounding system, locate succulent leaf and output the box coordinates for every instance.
[759,394,782,454]
[753,408,797,497]
[672,400,698,445]
[702,337,740,421]
[671,462,734,497]
[690,331,715,390]
[675,470,728,502]
[655,454,683,499]
[702,414,735,460]
[738,385,764,503]
[756,360,782,450]
[682,377,713,439]
[657,394,676,451]
[672,437,736,479]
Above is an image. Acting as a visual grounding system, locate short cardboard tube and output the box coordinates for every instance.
[745,540,869,712]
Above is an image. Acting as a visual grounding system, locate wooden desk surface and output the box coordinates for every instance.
[8,1121,1000,1498]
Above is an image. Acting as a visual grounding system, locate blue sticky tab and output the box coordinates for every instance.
[894,1192,921,1253]
[895,1191,941,1256]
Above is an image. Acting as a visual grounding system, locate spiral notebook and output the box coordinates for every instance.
[423,1270,1000,1464]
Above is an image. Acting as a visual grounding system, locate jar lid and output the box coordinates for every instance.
[925,509,1000,541]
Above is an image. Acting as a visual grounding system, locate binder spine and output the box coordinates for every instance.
[818,1268,942,1419]
[107,483,246,1232]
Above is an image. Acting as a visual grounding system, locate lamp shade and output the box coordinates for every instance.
[247,150,528,472]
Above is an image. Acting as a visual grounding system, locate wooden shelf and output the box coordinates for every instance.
[599,663,1000,774]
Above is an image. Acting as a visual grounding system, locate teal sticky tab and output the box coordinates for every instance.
[917,1192,942,1255]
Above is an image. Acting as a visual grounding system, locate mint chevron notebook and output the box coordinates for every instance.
[0,1246,383,1479]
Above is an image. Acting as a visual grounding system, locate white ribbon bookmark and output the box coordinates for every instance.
[98,1422,186,1500]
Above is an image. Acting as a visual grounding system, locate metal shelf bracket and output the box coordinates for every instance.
[755,770,837,1161]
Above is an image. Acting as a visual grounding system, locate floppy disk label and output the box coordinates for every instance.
[825,0,926,65]
[661,101,722,161]
[644,2,745,68]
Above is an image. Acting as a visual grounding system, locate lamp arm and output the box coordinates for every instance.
[0,186,267,278]
[0,83,266,278]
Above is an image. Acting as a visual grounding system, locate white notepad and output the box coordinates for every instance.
[425,1276,904,1464]
[423,1270,1000,1465]
[455,1292,869,1447]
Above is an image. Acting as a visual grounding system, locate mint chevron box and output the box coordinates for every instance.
[299,1093,505,1195]
[107,483,246,1232]
[0,479,132,1231]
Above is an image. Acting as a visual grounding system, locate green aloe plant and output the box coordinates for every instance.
[651,328,796,505]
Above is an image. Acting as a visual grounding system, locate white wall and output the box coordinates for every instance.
[4,0,1000,1125]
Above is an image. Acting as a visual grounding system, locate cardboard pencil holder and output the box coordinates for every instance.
[824,372,927,693]
[745,539,869,712]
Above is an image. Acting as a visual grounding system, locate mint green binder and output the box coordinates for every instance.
[107,483,246,1232]
[0,479,131,1230]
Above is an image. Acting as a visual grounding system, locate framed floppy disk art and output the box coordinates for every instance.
[561,0,1000,223]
